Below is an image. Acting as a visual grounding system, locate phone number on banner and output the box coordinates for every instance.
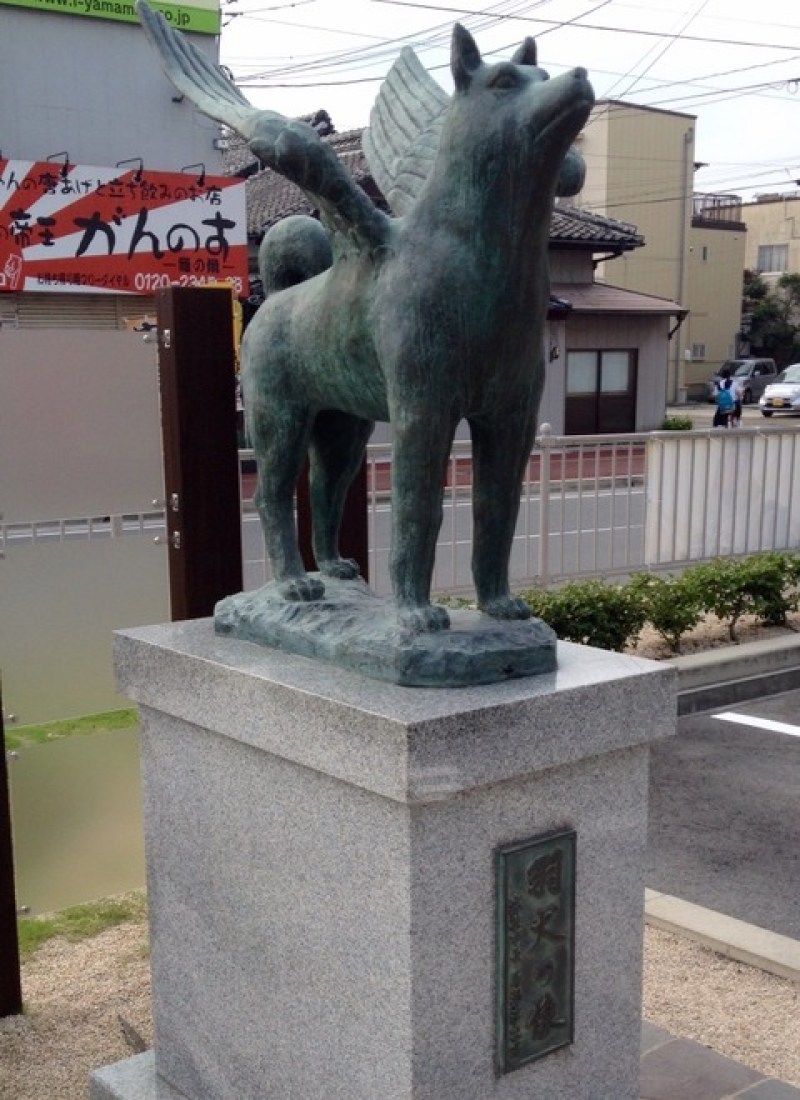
[34,272,245,293]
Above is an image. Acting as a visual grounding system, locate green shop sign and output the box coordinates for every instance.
[0,0,220,34]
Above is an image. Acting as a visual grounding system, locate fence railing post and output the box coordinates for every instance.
[536,424,554,589]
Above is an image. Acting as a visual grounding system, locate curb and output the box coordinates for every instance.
[671,633,800,715]
[644,889,800,983]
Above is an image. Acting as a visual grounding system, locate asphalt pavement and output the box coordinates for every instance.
[639,648,800,1099]
[646,688,800,940]
[668,400,800,430]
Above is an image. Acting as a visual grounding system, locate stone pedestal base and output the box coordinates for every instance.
[91,619,675,1100]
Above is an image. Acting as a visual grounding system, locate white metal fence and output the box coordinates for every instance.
[242,424,800,598]
[4,424,799,723]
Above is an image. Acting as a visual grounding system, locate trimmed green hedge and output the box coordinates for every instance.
[518,551,800,653]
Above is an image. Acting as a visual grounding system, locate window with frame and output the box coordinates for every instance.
[566,350,633,395]
[756,244,788,273]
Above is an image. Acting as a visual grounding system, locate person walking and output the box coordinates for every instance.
[730,373,744,426]
[713,368,735,428]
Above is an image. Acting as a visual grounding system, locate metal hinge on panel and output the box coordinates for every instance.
[154,531,181,549]
[161,328,171,349]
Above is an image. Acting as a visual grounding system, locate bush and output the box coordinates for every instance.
[514,551,800,655]
[686,553,800,640]
[739,552,800,627]
[627,572,705,653]
[660,414,693,431]
[520,578,646,652]
[687,558,751,641]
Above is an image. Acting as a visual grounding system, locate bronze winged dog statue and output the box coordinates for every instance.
[138,4,593,636]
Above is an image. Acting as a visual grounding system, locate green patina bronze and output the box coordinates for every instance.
[138,4,593,685]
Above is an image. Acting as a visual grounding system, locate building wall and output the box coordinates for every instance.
[549,251,595,283]
[575,109,609,214]
[683,221,747,391]
[579,103,694,299]
[1,7,222,172]
[575,101,697,400]
[539,312,671,433]
[740,194,800,285]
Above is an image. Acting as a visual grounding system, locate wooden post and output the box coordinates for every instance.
[156,287,243,620]
[0,685,22,1018]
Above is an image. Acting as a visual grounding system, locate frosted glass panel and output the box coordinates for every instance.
[566,352,596,394]
[600,352,630,393]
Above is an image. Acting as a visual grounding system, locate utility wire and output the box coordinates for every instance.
[604,0,711,100]
[223,0,800,86]
[367,0,800,53]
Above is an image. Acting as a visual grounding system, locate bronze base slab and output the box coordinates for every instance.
[214,576,557,688]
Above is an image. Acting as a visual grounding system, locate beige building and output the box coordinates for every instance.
[740,192,800,285]
[574,99,747,398]
[684,195,747,394]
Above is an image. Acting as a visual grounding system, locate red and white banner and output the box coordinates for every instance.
[0,160,249,296]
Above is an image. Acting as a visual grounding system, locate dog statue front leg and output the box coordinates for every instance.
[470,406,536,620]
[388,410,455,633]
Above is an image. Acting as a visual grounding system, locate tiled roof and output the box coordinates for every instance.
[551,282,685,314]
[225,125,643,251]
[550,204,642,249]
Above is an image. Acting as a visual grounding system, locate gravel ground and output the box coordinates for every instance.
[629,609,800,661]
[0,919,798,1099]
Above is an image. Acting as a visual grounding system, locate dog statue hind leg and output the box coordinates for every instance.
[308,409,374,580]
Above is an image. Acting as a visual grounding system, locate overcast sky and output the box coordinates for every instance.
[217,0,800,202]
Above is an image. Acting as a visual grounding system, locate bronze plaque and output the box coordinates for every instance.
[496,829,576,1073]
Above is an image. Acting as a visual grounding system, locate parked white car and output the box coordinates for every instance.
[759,363,800,417]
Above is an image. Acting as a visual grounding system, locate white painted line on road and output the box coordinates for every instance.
[713,711,800,738]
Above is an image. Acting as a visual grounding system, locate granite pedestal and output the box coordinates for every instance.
[91,618,675,1100]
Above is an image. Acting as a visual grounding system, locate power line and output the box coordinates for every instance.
[222,0,800,88]
[605,0,712,101]
[231,0,544,81]
[368,0,800,53]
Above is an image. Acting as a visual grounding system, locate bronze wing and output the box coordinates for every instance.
[362,45,449,218]
[136,1,390,253]
[364,34,586,211]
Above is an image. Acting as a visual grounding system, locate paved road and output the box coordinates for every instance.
[646,687,800,939]
[671,401,800,430]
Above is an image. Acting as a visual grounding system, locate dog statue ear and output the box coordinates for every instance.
[451,23,482,91]
[511,37,537,67]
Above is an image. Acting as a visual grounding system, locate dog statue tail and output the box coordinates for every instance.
[257,215,333,298]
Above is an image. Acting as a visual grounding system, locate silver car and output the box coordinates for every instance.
[759,363,800,417]
[706,358,778,404]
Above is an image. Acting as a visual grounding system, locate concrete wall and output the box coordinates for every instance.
[1,8,222,173]
[0,327,170,723]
